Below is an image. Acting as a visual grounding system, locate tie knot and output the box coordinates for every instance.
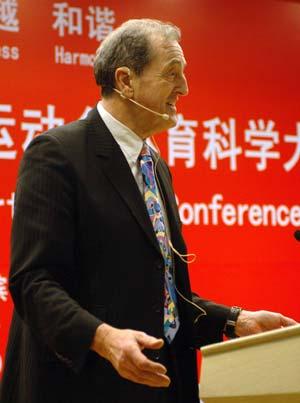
[140,142,152,159]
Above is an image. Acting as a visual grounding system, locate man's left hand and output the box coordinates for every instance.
[235,310,298,337]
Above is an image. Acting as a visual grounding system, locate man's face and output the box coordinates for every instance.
[130,36,188,134]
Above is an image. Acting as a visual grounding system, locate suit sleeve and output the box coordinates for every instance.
[9,134,102,372]
[190,293,231,347]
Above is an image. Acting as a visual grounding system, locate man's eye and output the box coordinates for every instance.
[167,71,177,79]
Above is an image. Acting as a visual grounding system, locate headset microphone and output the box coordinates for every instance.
[113,88,170,121]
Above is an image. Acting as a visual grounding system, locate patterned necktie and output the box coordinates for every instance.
[139,142,180,343]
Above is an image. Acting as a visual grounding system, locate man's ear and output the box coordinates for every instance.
[115,67,134,98]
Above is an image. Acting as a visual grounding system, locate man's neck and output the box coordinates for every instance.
[101,97,159,140]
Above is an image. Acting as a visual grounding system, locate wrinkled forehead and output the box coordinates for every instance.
[149,35,187,69]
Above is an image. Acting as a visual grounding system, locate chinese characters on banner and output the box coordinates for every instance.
[52,4,116,66]
[0,104,65,157]
[168,115,300,172]
[0,0,20,60]
[0,0,19,32]
[1,0,117,63]
[168,114,198,168]
[52,2,115,41]
[0,104,93,159]
[0,0,116,40]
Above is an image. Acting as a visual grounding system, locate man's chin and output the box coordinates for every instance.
[161,117,176,131]
[152,113,177,133]
[169,113,178,127]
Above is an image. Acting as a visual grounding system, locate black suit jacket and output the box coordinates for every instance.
[0,108,230,403]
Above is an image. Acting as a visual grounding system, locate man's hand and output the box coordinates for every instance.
[235,310,298,337]
[91,323,170,388]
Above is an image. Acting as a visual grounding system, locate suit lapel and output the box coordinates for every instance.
[85,107,161,255]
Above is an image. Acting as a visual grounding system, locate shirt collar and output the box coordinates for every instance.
[97,101,143,163]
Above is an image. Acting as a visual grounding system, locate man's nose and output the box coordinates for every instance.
[177,75,189,96]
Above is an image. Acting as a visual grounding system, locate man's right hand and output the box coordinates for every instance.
[91,323,170,388]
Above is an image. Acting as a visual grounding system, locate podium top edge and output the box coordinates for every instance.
[201,324,300,356]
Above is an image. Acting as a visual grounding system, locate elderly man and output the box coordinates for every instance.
[0,19,296,403]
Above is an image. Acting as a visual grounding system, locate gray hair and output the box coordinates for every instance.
[94,19,181,97]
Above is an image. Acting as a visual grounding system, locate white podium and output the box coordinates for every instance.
[200,324,300,402]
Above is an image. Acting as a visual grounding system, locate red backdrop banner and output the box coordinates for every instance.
[1,0,300,375]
